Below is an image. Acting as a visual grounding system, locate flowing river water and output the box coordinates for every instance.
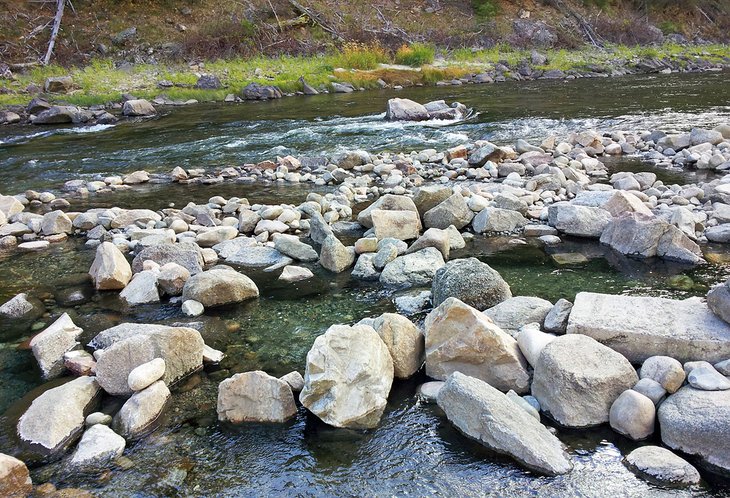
[0,71,729,497]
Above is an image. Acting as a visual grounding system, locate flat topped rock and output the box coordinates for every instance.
[17,377,101,459]
[226,246,293,268]
[567,292,730,363]
[624,446,700,487]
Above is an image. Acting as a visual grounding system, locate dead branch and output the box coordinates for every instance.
[43,0,65,65]
[286,0,343,41]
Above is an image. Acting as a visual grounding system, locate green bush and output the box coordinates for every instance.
[658,20,681,34]
[395,43,435,66]
[472,0,500,20]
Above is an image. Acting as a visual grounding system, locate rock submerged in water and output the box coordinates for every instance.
[380,247,444,288]
[300,324,393,429]
[531,334,638,428]
[437,372,573,476]
[424,297,530,394]
[217,371,297,423]
[624,446,700,487]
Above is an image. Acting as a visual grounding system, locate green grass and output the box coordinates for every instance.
[395,43,436,67]
[0,43,727,108]
[332,42,389,70]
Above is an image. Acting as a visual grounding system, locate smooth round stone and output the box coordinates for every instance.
[182,299,204,317]
[715,359,730,376]
[609,389,656,440]
[417,381,445,403]
[640,356,685,393]
[624,446,701,487]
[85,412,113,427]
[523,395,541,412]
[632,378,666,405]
[687,363,730,391]
[128,358,166,392]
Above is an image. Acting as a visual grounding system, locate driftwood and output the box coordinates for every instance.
[279,15,310,31]
[286,0,343,41]
[43,0,65,65]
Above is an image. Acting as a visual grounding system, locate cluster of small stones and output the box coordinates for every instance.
[0,121,724,261]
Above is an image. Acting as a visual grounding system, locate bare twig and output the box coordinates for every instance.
[43,0,65,65]
[267,0,282,30]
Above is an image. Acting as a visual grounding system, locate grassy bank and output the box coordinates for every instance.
[1,42,728,108]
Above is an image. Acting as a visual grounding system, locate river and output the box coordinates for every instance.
[0,71,729,497]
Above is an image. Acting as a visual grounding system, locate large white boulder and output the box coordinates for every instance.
[424,297,530,394]
[531,334,638,428]
[483,296,553,336]
[437,372,572,476]
[89,242,132,290]
[567,292,730,363]
[181,268,259,307]
[217,371,297,423]
[548,203,612,238]
[372,313,424,379]
[385,98,430,121]
[600,213,704,264]
[300,324,393,429]
[17,377,101,459]
[92,324,204,396]
[29,312,83,379]
[380,247,445,288]
[658,387,730,474]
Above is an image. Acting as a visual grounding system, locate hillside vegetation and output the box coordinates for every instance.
[1,0,728,66]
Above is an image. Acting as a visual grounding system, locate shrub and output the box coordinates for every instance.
[394,43,435,66]
[182,16,260,59]
[334,42,388,70]
[658,20,681,34]
[472,0,500,20]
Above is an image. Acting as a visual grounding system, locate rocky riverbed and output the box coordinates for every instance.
[1,96,730,496]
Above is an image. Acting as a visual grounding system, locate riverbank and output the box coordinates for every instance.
[1,42,729,115]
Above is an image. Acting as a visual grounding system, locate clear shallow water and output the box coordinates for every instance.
[1,71,729,192]
[0,72,730,496]
[0,233,729,497]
